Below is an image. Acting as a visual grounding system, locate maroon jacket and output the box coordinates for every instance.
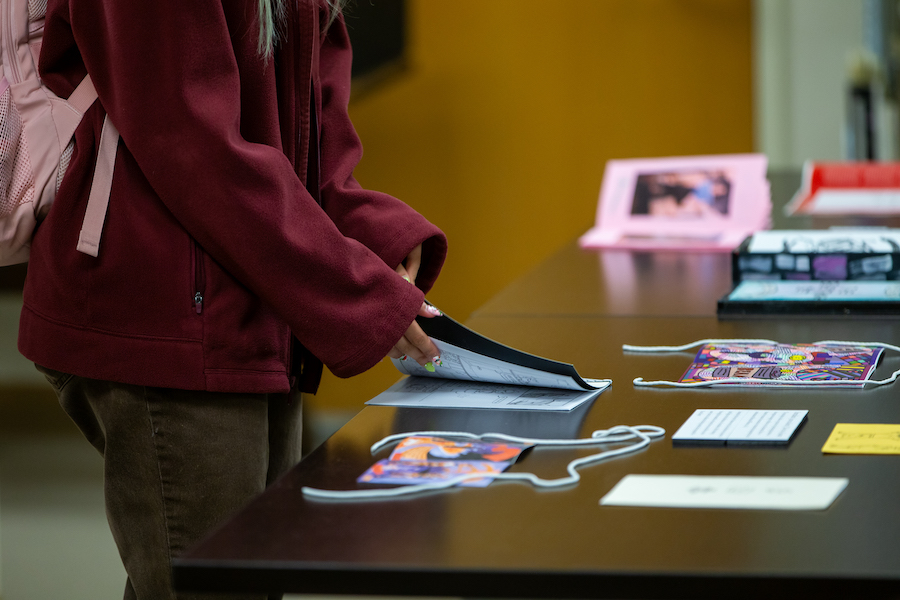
[18,0,447,394]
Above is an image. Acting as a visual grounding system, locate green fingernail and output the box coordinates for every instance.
[424,362,435,372]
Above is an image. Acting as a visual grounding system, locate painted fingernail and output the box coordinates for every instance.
[402,275,412,284]
[432,356,442,367]
[424,362,435,372]
[425,304,443,316]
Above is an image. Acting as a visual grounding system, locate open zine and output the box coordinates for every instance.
[366,312,609,411]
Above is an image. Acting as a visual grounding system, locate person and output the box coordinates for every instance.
[18,0,447,598]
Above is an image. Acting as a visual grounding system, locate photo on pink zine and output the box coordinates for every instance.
[579,153,771,251]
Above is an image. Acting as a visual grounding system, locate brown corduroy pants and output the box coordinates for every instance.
[37,365,302,600]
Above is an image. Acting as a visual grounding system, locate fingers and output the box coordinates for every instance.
[418,301,442,319]
[396,244,423,285]
[390,320,440,369]
[389,245,441,369]
[404,245,422,283]
[395,263,412,283]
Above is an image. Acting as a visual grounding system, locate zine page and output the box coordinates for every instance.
[727,281,900,302]
[366,374,607,411]
[746,229,900,254]
[357,435,531,487]
[678,342,883,387]
[391,312,604,391]
[379,312,608,409]
[393,338,606,392]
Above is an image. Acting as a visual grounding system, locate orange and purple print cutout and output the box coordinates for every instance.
[357,435,532,487]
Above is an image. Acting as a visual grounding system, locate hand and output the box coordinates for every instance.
[387,301,443,368]
[395,244,422,285]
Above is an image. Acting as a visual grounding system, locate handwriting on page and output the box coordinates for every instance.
[822,423,900,454]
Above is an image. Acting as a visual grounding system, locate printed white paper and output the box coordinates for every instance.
[366,376,608,411]
[672,409,807,444]
[393,339,605,391]
[728,280,900,302]
[746,229,900,254]
[600,475,848,510]
[802,191,900,215]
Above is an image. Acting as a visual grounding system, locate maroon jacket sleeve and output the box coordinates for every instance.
[317,16,446,293]
[59,0,446,378]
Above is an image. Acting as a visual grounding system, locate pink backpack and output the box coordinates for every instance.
[0,0,118,266]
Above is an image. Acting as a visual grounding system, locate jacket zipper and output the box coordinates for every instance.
[192,241,206,315]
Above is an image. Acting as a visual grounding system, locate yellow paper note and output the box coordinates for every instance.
[822,423,900,455]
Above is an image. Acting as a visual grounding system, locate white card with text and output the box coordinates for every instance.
[672,409,808,444]
[600,475,848,510]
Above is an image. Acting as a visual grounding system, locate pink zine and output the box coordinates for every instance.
[579,153,771,252]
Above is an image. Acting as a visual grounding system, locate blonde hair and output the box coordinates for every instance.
[257,0,347,58]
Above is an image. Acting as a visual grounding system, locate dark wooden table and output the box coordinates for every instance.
[471,240,735,318]
[173,171,900,598]
[174,312,900,598]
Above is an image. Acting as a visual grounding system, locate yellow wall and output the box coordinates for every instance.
[309,0,753,414]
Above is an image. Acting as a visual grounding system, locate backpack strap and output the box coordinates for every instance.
[67,74,98,114]
[64,73,119,258]
[76,113,119,257]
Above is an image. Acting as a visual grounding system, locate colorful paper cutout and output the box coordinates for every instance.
[357,435,532,488]
[679,342,883,386]
[389,435,530,463]
[358,459,508,488]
